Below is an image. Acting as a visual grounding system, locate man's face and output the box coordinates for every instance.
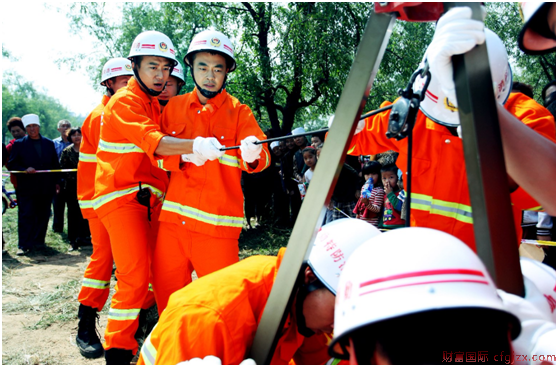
[26,124,40,139]
[272,146,282,157]
[294,136,306,147]
[285,138,295,150]
[302,288,335,335]
[193,52,227,95]
[57,122,71,135]
[134,56,172,92]
[9,126,26,139]
[159,76,180,102]
[107,75,132,94]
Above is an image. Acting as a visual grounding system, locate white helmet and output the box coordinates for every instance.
[100,58,134,86]
[520,257,556,320]
[413,29,512,127]
[330,227,520,358]
[184,30,236,72]
[171,64,185,83]
[518,2,556,55]
[128,30,178,66]
[308,218,381,295]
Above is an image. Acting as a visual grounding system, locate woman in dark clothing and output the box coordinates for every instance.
[60,128,90,249]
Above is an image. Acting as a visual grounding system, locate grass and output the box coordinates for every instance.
[3,279,81,330]
[1,180,292,363]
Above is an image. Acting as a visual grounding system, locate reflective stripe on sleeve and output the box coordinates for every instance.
[79,199,94,210]
[156,160,168,171]
[92,184,164,211]
[218,154,240,168]
[162,200,244,228]
[140,332,157,365]
[79,152,97,163]
[82,277,110,290]
[98,139,144,154]
[411,193,473,224]
[108,307,141,321]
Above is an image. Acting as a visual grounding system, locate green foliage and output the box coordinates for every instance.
[64,2,553,136]
[484,2,555,104]
[2,72,86,144]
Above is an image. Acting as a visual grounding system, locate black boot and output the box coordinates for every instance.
[76,304,104,359]
[105,348,134,365]
[134,308,148,347]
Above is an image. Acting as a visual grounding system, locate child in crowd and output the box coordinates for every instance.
[353,161,384,227]
[302,146,317,184]
[381,164,405,229]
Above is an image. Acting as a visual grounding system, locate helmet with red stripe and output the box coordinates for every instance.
[413,29,512,127]
[329,227,520,360]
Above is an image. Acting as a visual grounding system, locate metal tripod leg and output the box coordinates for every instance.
[249,10,396,364]
[446,2,524,296]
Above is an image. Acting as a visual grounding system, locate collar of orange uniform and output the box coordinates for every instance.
[127,77,159,106]
[188,87,229,115]
[101,94,110,106]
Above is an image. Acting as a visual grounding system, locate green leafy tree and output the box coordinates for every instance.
[484,2,555,104]
[65,2,551,137]
[2,71,86,144]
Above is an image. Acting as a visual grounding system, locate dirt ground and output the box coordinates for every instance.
[2,246,109,365]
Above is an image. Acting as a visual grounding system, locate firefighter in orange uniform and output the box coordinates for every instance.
[158,64,185,113]
[93,31,226,365]
[75,57,133,359]
[346,28,555,253]
[138,219,381,365]
[152,30,271,314]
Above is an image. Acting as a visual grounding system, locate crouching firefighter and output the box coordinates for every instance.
[138,219,381,365]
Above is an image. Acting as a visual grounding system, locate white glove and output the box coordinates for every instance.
[240,136,262,163]
[181,153,208,167]
[193,137,224,161]
[498,278,557,364]
[425,7,485,103]
[328,115,365,135]
[240,358,257,365]
[176,355,222,365]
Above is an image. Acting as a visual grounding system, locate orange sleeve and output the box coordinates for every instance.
[236,104,271,174]
[505,93,556,143]
[109,96,166,161]
[150,306,246,365]
[506,93,556,211]
[347,101,399,156]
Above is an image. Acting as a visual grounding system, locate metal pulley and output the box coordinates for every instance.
[386,64,431,140]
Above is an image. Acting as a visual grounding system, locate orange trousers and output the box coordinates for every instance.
[100,199,160,354]
[77,217,113,310]
[152,221,239,315]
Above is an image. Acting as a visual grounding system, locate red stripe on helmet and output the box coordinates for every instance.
[360,279,490,297]
[425,89,438,101]
[223,44,233,53]
[360,268,485,288]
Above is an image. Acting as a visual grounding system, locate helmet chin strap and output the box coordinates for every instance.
[133,61,166,97]
[190,66,227,100]
[158,99,169,106]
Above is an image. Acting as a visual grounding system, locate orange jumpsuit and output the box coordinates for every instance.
[152,88,271,313]
[348,92,556,252]
[76,95,114,311]
[93,77,180,353]
[137,248,331,365]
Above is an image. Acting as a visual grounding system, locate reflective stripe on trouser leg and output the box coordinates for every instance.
[78,217,113,310]
[152,222,239,315]
[100,200,160,354]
